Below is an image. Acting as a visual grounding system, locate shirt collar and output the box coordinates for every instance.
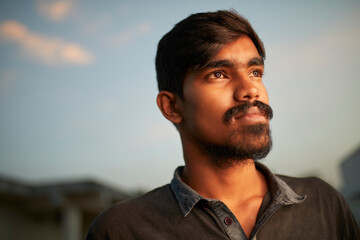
[170,162,306,217]
[170,166,203,217]
[255,163,306,205]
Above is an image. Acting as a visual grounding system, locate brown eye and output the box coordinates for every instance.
[252,69,262,77]
[206,70,228,81]
[214,72,223,78]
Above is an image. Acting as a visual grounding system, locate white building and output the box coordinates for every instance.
[0,176,131,240]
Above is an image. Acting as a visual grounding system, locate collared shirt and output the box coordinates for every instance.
[170,163,306,239]
[86,163,360,240]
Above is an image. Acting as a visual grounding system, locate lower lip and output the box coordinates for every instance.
[236,114,267,122]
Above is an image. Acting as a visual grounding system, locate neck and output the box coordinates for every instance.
[179,129,268,204]
[182,157,266,202]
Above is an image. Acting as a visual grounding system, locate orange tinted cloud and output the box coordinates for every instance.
[36,0,72,21]
[0,20,93,66]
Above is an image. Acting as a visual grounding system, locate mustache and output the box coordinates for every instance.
[224,100,273,123]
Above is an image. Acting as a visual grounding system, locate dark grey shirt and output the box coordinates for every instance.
[87,163,360,239]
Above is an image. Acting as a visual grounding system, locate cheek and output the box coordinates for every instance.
[263,90,269,104]
[181,77,235,139]
[186,92,224,122]
[184,89,221,121]
[259,84,269,104]
[184,82,230,118]
[183,89,231,135]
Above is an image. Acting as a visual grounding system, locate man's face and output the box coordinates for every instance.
[178,35,272,166]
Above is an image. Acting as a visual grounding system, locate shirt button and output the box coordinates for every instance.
[224,217,233,226]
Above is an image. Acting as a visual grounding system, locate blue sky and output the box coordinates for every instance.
[0,0,359,191]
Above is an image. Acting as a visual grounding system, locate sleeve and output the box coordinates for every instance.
[339,196,360,239]
[85,230,96,240]
[85,217,110,240]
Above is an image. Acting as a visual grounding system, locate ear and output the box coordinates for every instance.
[156,91,183,124]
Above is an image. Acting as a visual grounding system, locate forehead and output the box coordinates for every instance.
[210,36,262,67]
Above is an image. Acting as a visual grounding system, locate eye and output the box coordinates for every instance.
[207,70,228,80]
[214,72,223,78]
[250,69,263,78]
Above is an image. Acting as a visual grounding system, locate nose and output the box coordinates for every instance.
[233,76,260,102]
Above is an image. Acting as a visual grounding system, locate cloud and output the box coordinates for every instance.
[107,22,153,47]
[36,0,73,21]
[0,20,93,66]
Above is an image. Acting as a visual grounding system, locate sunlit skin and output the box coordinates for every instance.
[157,36,270,238]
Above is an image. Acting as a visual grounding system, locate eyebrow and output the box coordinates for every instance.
[202,57,264,70]
[204,59,235,69]
[247,57,264,67]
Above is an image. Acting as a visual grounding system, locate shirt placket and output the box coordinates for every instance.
[209,201,248,240]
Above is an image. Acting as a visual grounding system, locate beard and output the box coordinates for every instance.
[202,123,272,168]
[202,101,273,168]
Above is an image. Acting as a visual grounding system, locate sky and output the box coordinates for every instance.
[0,0,359,192]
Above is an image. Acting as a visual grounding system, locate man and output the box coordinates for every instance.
[87,10,359,239]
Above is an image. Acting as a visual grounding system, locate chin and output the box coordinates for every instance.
[205,123,272,168]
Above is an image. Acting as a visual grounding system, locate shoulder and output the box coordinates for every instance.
[255,172,360,238]
[92,184,175,224]
[275,175,359,237]
[277,175,334,192]
[276,174,341,200]
[86,184,180,239]
[276,174,346,207]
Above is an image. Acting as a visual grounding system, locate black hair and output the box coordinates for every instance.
[155,10,265,99]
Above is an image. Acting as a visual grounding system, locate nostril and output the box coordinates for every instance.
[242,94,251,100]
[233,81,260,102]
